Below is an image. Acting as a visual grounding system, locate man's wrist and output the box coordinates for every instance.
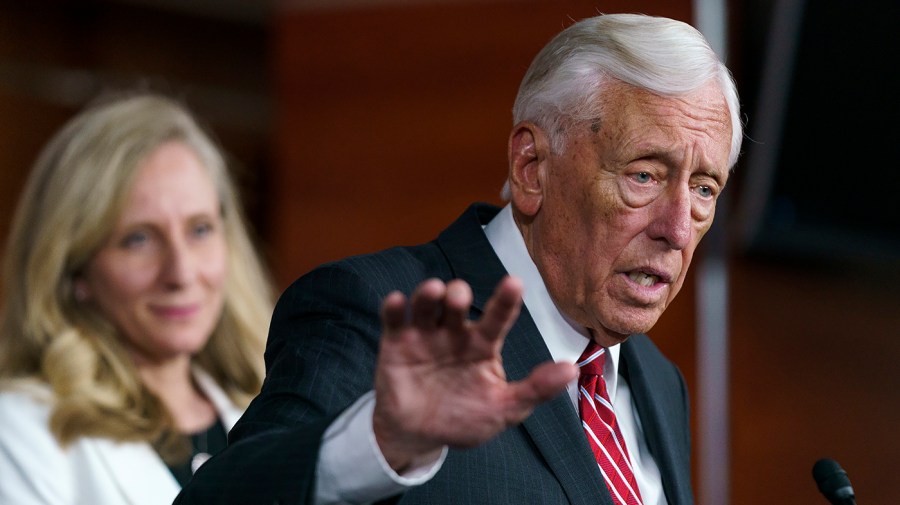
[317,391,447,505]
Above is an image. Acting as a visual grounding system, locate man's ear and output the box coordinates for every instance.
[507,122,549,217]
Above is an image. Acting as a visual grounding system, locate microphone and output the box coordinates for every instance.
[812,458,857,505]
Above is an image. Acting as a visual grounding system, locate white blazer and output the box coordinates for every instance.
[0,369,244,505]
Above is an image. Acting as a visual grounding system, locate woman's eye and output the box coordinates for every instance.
[192,222,214,238]
[120,231,148,249]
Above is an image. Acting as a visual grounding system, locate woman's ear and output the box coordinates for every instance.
[73,277,91,302]
[507,122,549,217]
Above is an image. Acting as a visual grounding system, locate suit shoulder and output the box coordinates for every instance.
[284,242,450,300]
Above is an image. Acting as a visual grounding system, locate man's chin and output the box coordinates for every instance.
[589,330,631,348]
[590,309,662,344]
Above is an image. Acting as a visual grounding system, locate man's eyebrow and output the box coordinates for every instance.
[628,147,678,165]
[692,168,728,187]
[630,148,728,184]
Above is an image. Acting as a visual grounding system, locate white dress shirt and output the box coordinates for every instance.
[484,204,667,505]
[316,205,668,505]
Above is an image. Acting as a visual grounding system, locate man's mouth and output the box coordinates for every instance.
[628,271,661,287]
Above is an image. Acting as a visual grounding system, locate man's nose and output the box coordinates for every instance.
[647,185,692,250]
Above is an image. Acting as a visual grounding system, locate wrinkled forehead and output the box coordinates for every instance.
[595,81,733,170]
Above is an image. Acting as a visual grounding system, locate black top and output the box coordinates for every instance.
[167,418,228,487]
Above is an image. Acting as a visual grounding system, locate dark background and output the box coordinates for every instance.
[736,0,900,269]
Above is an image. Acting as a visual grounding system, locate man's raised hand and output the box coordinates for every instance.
[373,276,578,472]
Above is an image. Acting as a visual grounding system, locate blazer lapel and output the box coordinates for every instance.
[193,367,243,430]
[437,203,612,505]
[88,371,243,505]
[91,438,180,505]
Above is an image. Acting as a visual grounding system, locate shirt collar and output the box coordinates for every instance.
[483,204,621,402]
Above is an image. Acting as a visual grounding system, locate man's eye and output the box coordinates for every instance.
[697,185,713,198]
[632,172,652,184]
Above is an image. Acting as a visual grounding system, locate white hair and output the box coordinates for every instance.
[502,13,742,199]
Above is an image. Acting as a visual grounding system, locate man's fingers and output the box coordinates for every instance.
[477,276,524,343]
[505,361,579,423]
[383,278,475,332]
[381,291,409,333]
[441,279,473,332]
[382,277,514,361]
[409,278,446,329]
[526,361,579,401]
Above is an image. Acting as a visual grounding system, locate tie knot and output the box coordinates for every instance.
[577,341,606,377]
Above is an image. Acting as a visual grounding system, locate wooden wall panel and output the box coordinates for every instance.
[729,258,900,504]
[0,1,272,273]
[271,0,692,285]
[0,91,71,254]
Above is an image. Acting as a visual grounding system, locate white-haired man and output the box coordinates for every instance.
[178,13,741,505]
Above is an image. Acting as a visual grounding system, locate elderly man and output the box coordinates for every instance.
[178,12,741,505]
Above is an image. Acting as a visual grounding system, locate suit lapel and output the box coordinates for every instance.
[621,337,692,504]
[436,204,611,505]
[504,309,614,505]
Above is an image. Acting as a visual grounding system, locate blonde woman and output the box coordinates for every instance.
[0,93,275,504]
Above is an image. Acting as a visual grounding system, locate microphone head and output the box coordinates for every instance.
[812,458,855,504]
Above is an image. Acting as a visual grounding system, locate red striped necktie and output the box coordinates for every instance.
[577,341,644,505]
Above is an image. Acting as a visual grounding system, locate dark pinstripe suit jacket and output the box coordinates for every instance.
[176,203,694,505]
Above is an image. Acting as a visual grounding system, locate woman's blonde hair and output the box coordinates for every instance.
[0,92,275,457]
